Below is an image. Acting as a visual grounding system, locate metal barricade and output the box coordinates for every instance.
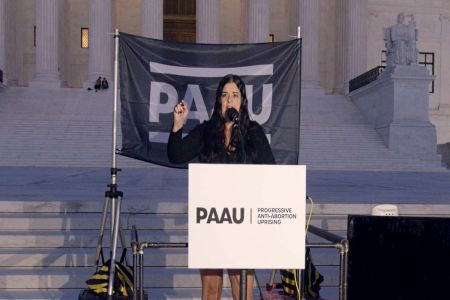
[131,224,348,300]
[131,225,187,300]
[303,225,349,300]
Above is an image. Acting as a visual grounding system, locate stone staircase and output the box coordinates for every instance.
[0,86,444,170]
[0,87,147,168]
[298,90,443,171]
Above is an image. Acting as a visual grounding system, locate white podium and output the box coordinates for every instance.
[188,164,306,269]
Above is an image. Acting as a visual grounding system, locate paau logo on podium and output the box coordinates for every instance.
[196,207,245,224]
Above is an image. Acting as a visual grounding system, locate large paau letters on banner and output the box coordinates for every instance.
[149,82,209,123]
[149,80,273,125]
[246,84,272,124]
[149,82,178,123]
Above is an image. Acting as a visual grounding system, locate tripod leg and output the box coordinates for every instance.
[253,271,264,300]
[119,220,130,266]
[139,247,144,300]
[110,195,116,245]
[94,196,110,272]
[107,195,122,298]
[300,269,306,300]
[268,269,277,288]
[132,241,138,300]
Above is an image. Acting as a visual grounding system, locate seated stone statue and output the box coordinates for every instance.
[384,12,418,67]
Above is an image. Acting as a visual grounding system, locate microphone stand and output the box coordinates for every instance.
[235,121,246,164]
[234,120,248,300]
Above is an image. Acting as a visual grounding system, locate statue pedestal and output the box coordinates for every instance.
[350,64,439,160]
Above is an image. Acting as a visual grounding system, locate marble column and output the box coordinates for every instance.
[439,14,450,109]
[247,0,269,43]
[240,0,248,42]
[343,0,368,93]
[333,0,345,94]
[196,0,219,43]
[29,0,61,88]
[141,0,163,39]
[86,0,112,86]
[0,0,6,85]
[6,0,18,86]
[299,0,321,89]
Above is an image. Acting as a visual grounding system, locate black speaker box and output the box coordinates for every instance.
[347,215,450,300]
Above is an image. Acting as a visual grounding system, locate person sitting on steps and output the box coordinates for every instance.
[101,77,109,90]
[94,77,102,92]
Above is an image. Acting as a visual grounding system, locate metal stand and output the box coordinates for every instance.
[307,225,348,300]
[92,169,129,300]
[264,226,348,300]
[91,28,124,300]
[93,172,128,270]
[235,110,248,300]
[239,269,248,300]
[131,237,188,300]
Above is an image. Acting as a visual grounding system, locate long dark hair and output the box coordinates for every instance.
[200,74,251,162]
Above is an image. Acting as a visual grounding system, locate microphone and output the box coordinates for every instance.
[226,107,246,162]
[226,108,239,123]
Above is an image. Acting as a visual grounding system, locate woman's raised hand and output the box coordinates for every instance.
[172,100,189,132]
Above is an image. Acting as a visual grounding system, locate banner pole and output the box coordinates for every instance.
[89,29,127,300]
[106,28,122,299]
[112,28,120,181]
[296,25,306,300]
[297,26,302,165]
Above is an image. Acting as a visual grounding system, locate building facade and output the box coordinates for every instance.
[1,0,450,142]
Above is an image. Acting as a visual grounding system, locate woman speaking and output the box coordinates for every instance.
[167,74,275,300]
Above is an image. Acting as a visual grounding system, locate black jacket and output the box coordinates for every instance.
[167,121,275,165]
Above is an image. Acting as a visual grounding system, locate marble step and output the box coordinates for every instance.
[0,229,345,248]
[299,161,443,171]
[0,248,186,268]
[0,247,340,268]
[0,213,186,230]
[1,201,450,215]
[0,159,440,171]
[0,230,189,248]
[0,267,339,289]
[0,157,152,168]
[0,289,230,300]
[0,286,340,300]
[0,213,348,231]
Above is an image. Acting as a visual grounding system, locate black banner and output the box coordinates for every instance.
[119,32,301,167]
